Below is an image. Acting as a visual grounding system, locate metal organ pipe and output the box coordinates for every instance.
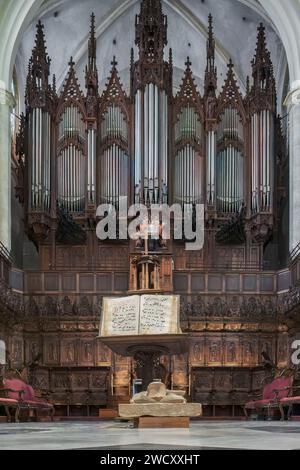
[206,131,216,205]
[57,105,86,212]
[87,129,96,204]
[135,90,142,188]
[174,106,203,205]
[135,85,168,204]
[217,107,244,213]
[100,104,129,208]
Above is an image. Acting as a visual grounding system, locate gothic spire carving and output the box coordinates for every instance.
[85,13,98,94]
[251,23,276,111]
[132,0,171,92]
[204,14,217,97]
[101,57,129,121]
[59,58,85,112]
[175,57,203,119]
[218,60,245,119]
[135,0,167,63]
[25,20,51,109]
[85,13,98,119]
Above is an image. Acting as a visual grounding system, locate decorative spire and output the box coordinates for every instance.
[185,56,192,71]
[31,20,51,80]
[25,20,52,109]
[251,23,275,97]
[111,55,118,70]
[204,14,217,96]
[169,48,173,68]
[85,13,98,96]
[60,57,84,104]
[218,59,244,111]
[175,57,202,113]
[88,13,97,71]
[101,56,128,120]
[135,0,168,63]
[246,75,250,95]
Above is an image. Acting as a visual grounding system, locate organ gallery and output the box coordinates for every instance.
[0,0,296,419]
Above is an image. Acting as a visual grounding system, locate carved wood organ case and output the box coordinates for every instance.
[12,0,288,413]
[17,0,286,269]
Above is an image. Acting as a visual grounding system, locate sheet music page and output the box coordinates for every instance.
[139,295,180,335]
[100,296,140,337]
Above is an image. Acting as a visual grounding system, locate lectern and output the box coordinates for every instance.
[98,295,188,390]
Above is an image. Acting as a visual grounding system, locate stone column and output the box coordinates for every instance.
[0,86,15,251]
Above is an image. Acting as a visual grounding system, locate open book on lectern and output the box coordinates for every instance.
[100,295,181,337]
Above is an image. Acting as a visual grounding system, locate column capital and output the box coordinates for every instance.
[284,84,300,109]
[0,86,15,109]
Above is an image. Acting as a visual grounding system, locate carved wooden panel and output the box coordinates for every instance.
[61,339,78,365]
[79,338,95,365]
[11,337,24,366]
[190,340,205,365]
[97,341,112,366]
[98,246,129,270]
[44,337,60,365]
[56,247,87,268]
[224,338,240,365]
[207,337,223,365]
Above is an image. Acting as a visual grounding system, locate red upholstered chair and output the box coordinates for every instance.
[278,385,300,420]
[0,378,24,422]
[244,376,293,420]
[3,378,54,422]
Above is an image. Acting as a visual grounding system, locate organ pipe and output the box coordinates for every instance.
[29,108,51,212]
[207,131,216,205]
[100,144,129,208]
[57,105,86,212]
[174,145,203,204]
[216,108,244,213]
[174,105,203,205]
[100,103,129,208]
[87,129,96,204]
[135,84,168,204]
[251,110,273,213]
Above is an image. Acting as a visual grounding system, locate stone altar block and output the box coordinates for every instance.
[119,381,202,428]
[119,403,202,419]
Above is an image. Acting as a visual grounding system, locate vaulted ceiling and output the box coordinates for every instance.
[14,0,287,109]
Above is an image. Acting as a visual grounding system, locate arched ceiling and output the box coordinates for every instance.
[1,0,298,110]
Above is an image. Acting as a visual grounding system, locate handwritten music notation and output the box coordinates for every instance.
[100,295,180,337]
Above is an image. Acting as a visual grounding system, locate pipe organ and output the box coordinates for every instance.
[57,104,86,213]
[29,108,51,212]
[216,107,244,213]
[100,103,129,207]
[250,109,274,213]
[18,1,284,266]
[12,0,289,417]
[174,105,203,205]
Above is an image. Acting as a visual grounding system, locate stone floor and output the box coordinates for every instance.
[0,421,300,450]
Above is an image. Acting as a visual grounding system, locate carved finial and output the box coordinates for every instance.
[251,22,275,105]
[88,13,97,66]
[111,56,118,69]
[246,75,250,95]
[169,48,173,67]
[131,48,134,66]
[205,14,217,96]
[26,19,51,107]
[135,0,167,61]
[85,13,98,94]
[69,56,75,68]
[52,74,56,94]
[185,56,192,70]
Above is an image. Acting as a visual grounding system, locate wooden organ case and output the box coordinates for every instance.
[8,0,289,417]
